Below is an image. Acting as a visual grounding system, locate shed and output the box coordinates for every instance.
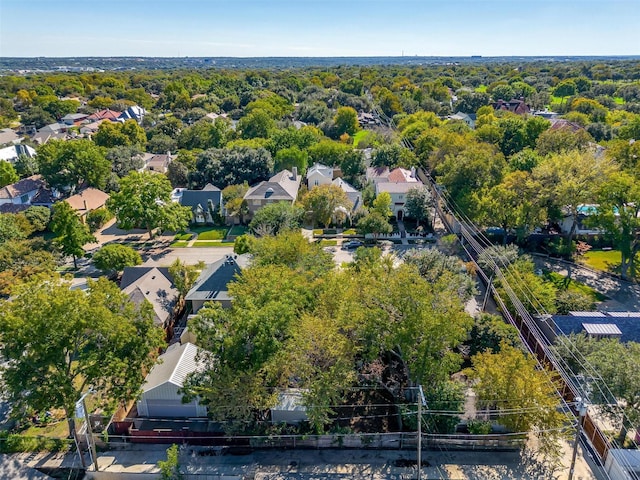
[271,389,308,425]
[137,342,207,418]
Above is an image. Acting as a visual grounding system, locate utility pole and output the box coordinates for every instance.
[75,389,99,472]
[417,385,426,480]
[568,397,587,480]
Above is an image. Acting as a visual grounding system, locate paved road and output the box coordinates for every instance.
[21,443,599,479]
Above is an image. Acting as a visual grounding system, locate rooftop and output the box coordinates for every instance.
[0,174,44,199]
[142,342,203,392]
[186,254,251,303]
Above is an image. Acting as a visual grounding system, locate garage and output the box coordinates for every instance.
[137,342,207,418]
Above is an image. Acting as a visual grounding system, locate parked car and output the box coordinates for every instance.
[342,240,364,250]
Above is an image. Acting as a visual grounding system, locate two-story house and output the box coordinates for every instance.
[243,168,301,219]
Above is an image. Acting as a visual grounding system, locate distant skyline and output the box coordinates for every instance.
[1,0,638,58]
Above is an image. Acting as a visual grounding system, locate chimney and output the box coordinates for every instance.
[410,167,416,178]
[292,167,297,181]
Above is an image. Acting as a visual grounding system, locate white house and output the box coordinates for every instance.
[306,163,333,189]
[0,144,36,164]
[375,182,423,220]
[0,174,46,207]
[136,342,207,418]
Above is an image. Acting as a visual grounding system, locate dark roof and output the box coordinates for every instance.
[0,203,29,214]
[492,98,530,115]
[180,184,222,209]
[120,266,173,290]
[186,255,250,303]
[553,312,640,343]
[30,187,56,206]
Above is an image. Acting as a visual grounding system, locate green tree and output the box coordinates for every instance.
[469,344,569,461]
[590,171,640,279]
[249,202,303,236]
[107,171,192,239]
[300,184,352,228]
[372,191,392,218]
[158,444,183,480]
[553,80,577,98]
[404,186,433,227]
[357,212,392,237]
[233,233,255,254]
[92,243,142,274]
[0,213,29,245]
[332,106,359,137]
[168,258,205,298]
[533,150,616,245]
[14,154,39,177]
[554,335,640,444]
[238,110,275,139]
[371,144,417,168]
[24,206,51,232]
[37,139,111,192]
[274,146,308,174]
[0,276,164,438]
[0,160,18,188]
[93,119,146,148]
[222,183,250,224]
[85,207,114,233]
[105,145,144,178]
[468,313,520,356]
[0,239,58,296]
[51,201,95,269]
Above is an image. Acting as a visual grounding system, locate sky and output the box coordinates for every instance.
[1,0,639,57]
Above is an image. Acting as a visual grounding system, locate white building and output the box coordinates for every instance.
[306,163,333,189]
[136,342,207,418]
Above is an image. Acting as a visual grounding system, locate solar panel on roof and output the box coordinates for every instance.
[582,323,622,335]
[569,311,605,317]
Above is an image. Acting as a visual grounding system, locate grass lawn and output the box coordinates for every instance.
[20,419,69,440]
[313,229,323,236]
[191,226,228,240]
[342,228,358,235]
[170,240,189,248]
[320,239,338,246]
[228,225,248,237]
[543,271,607,302]
[581,249,622,273]
[613,97,625,105]
[173,232,194,241]
[193,241,234,247]
[353,130,369,148]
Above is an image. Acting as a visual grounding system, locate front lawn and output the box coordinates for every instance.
[173,232,194,241]
[193,241,234,247]
[352,130,369,147]
[320,239,338,246]
[171,240,189,248]
[191,226,228,240]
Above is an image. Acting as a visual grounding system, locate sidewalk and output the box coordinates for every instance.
[19,442,598,480]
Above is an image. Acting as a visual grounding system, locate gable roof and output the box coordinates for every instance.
[0,175,45,200]
[332,177,361,211]
[121,266,173,290]
[306,163,333,179]
[186,254,251,304]
[65,188,109,214]
[0,128,20,146]
[492,98,530,115]
[0,144,36,163]
[121,266,179,326]
[86,109,122,121]
[244,169,301,202]
[180,184,222,209]
[142,342,203,393]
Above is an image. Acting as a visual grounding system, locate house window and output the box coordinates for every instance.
[398,195,403,200]
[20,194,29,204]
[314,180,319,186]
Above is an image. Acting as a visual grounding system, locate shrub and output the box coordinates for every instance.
[93,243,142,273]
[467,420,493,435]
[86,207,114,233]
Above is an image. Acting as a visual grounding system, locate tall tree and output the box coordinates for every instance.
[0,276,164,438]
[404,186,433,227]
[248,202,303,236]
[37,139,111,192]
[92,243,142,275]
[51,201,95,269]
[107,171,192,239]
[533,150,616,245]
[590,171,640,279]
[300,184,352,228]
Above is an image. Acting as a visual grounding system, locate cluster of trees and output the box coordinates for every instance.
[184,231,565,451]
